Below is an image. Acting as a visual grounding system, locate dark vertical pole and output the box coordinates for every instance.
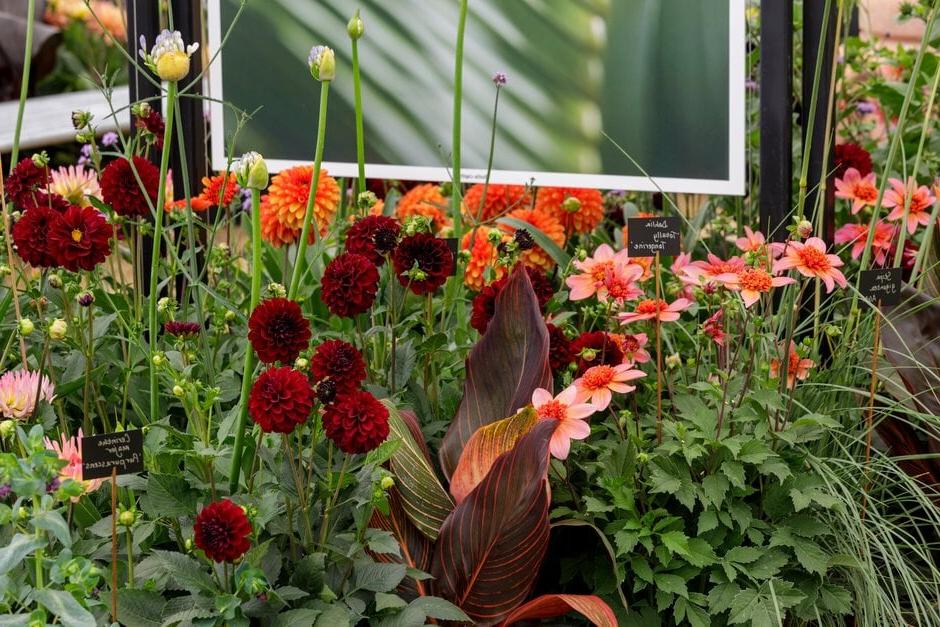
[849,6,860,37]
[169,0,208,300]
[125,0,161,297]
[802,0,837,245]
[759,0,793,242]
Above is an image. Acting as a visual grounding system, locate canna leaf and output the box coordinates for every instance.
[369,487,434,600]
[498,594,618,627]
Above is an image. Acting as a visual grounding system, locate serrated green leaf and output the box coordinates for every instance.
[685,538,717,567]
[654,573,688,598]
[698,510,718,534]
[375,592,407,611]
[113,589,165,627]
[0,534,45,576]
[660,530,690,557]
[140,473,198,518]
[738,440,775,464]
[272,610,322,627]
[410,596,472,622]
[747,549,789,580]
[631,557,655,583]
[32,510,71,548]
[702,474,729,508]
[721,461,746,489]
[354,561,407,593]
[33,589,95,627]
[793,541,829,575]
[149,550,214,594]
[725,546,763,564]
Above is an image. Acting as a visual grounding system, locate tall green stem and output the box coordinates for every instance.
[351,31,366,197]
[229,188,262,493]
[451,0,469,240]
[288,82,331,301]
[9,0,35,171]
[148,81,178,424]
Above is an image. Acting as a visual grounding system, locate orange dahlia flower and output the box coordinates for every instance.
[259,166,340,246]
[461,228,503,291]
[499,208,565,272]
[396,184,451,232]
[462,183,531,222]
[199,172,240,209]
[535,187,605,234]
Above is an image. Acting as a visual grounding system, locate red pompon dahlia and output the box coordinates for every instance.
[248,367,315,433]
[164,321,202,338]
[469,266,554,334]
[392,233,454,295]
[322,389,390,454]
[834,142,873,178]
[100,156,160,219]
[12,205,63,268]
[22,191,71,213]
[546,323,574,373]
[570,331,625,376]
[248,298,311,364]
[193,499,252,563]
[48,205,113,272]
[310,339,367,393]
[321,253,380,318]
[5,158,49,208]
[344,215,400,266]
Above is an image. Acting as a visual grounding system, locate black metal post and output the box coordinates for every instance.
[802,0,837,245]
[759,0,793,242]
[125,0,161,297]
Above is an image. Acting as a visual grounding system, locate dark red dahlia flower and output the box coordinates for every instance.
[321,253,380,318]
[12,205,63,268]
[310,339,367,393]
[164,321,202,338]
[546,323,574,373]
[834,142,873,178]
[570,331,625,376]
[193,499,252,563]
[392,233,454,295]
[469,266,554,334]
[248,366,315,433]
[321,389,390,454]
[4,158,49,208]
[47,205,113,272]
[136,109,165,149]
[345,215,400,265]
[100,156,160,219]
[21,191,71,213]
[247,298,311,364]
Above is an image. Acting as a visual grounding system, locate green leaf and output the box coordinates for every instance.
[149,550,215,594]
[701,474,729,508]
[0,534,45,576]
[721,461,746,489]
[685,538,717,567]
[32,510,71,548]
[314,605,350,627]
[819,584,852,615]
[273,609,322,627]
[708,582,740,614]
[496,216,571,267]
[354,561,407,593]
[410,596,472,622]
[654,573,688,598]
[758,458,791,483]
[659,530,690,557]
[697,510,718,534]
[673,395,716,435]
[140,473,198,518]
[793,541,829,576]
[113,589,166,627]
[365,529,402,557]
[631,557,654,583]
[33,589,95,627]
[747,549,789,580]
[725,546,763,565]
[737,440,775,465]
[375,592,407,611]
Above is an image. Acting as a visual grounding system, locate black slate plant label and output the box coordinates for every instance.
[859,267,903,306]
[81,430,144,480]
[627,216,681,257]
[445,237,459,276]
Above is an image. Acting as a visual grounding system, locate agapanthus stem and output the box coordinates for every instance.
[148,81,178,424]
[229,188,262,493]
[9,0,35,172]
[351,37,366,197]
[451,0,469,240]
[288,82,331,301]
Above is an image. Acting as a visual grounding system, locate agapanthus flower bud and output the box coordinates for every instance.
[308,46,336,81]
[347,10,364,40]
[236,152,268,190]
[139,30,200,81]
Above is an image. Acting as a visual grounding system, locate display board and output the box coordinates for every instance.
[207,0,746,195]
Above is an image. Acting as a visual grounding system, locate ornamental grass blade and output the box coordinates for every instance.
[497,594,618,627]
[385,403,454,541]
[431,420,556,625]
[439,264,552,478]
[449,407,538,504]
[369,487,433,600]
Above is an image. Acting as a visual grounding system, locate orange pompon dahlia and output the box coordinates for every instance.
[499,208,565,272]
[461,228,504,291]
[462,183,531,222]
[396,184,451,232]
[259,166,340,246]
[198,172,240,209]
[535,187,605,234]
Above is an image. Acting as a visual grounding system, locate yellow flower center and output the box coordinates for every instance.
[71,229,83,242]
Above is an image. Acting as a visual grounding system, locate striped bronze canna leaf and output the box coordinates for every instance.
[497,593,618,627]
[385,404,455,540]
[439,264,553,478]
[369,487,433,600]
[431,420,557,625]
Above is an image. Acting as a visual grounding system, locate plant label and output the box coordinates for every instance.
[627,217,681,257]
[859,268,902,306]
[82,430,144,480]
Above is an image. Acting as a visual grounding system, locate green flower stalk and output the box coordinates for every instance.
[451,0,469,240]
[9,0,35,171]
[230,152,268,493]
[348,10,367,197]
[288,46,334,300]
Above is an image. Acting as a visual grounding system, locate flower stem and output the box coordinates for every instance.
[8,0,35,172]
[229,188,263,493]
[451,0,469,241]
[148,81,178,425]
[351,36,366,198]
[288,81,331,301]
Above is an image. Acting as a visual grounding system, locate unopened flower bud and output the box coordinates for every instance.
[347,10,364,40]
[47,274,63,289]
[0,264,10,276]
[157,297,173,313]
[562,196,582,214]
[579,348,597,363]
[796,220,813,239]
[151,353,165,366]
[513,228,535,251]
[577,248,588,261]
[172,384,185,397]
[380,475,395,490]
[825,324,842,337]
[224,310,236,322]
[75,130,95,145]
[266,283,287,298]
[31,152,49,168]
[308,45,336,81]
[357,190,377,210]
[18,318,35,337]
[118,509,136,527]
[235,151,268,190]
[184,538,194,551]
[637,452,649,464]
[0,420,14,438]
[77,291,95,307]
[492,71,508,86]
[294,357,309,369]
[665,352,681,369]
[457,249,471,263]
[48,319,68,341]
